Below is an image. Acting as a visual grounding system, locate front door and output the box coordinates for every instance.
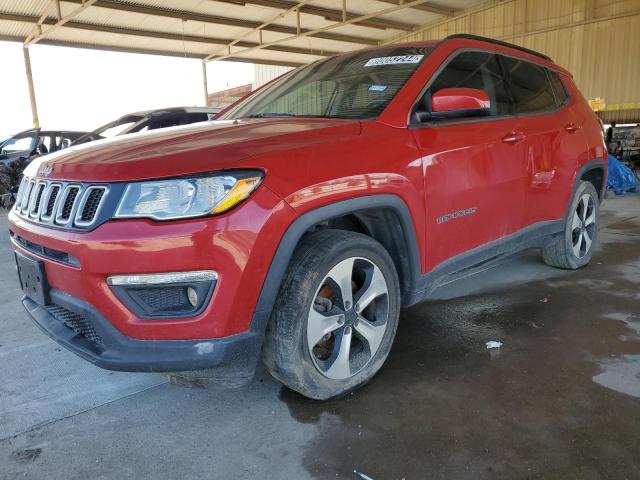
[410,50,527,271]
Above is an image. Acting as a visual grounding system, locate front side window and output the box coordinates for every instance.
[0,134,36,155]
[221,46,433,120]
[429,51,511,116]
[502,57,556,113]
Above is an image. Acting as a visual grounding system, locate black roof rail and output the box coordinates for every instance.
[445,34,552,61]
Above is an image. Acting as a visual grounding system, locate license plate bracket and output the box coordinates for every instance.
[16,252,50,305]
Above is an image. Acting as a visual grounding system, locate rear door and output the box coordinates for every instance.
[410,50,527,271]
[501,56,585,225]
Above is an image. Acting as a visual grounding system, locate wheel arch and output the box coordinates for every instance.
[575,159,607,201]
[565,159,607,221]
[249,194,422,336]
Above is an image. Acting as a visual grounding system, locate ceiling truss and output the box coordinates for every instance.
[206,0,441,62]
[25,0,99,46]
[0,0,461,65]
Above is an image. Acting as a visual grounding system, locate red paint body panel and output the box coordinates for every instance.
[9,37,605,347]
[24,118,362,183]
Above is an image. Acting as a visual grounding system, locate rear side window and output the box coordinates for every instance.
[548,70,569,105]
[502,57,556,113]
[429,51,511,116]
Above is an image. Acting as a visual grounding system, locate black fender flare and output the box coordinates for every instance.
[566,158,608,219]
[248,194,422,336]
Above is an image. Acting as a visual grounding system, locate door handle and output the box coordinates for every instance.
[564,123,581,133]
[501,132,525,145]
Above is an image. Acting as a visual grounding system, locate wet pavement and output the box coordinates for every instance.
[1,194,639,480]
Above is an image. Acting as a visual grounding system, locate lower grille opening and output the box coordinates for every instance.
[13,234,80,267]
[44,304,104,346]
[134,287,192,313]
[110,280,215,320]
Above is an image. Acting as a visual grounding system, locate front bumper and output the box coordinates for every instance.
[8,184,297,373]
[7,186,294,341]
[24,289,263,374]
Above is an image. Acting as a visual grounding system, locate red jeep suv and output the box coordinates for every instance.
[9,35,606,400]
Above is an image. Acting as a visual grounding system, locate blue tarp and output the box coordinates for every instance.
[607,155,639,194]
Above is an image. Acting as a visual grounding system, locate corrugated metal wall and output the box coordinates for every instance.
[253,64,293,90]
[385,0,640,121]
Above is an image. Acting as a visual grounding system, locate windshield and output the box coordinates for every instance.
[0,132,37,156]
[98,121,139,138]
[221,46,433,121]
[73,115,146,145]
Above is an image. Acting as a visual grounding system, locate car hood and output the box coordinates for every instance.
[25,118,362,182]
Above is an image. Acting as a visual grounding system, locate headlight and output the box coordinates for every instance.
[114,171,263,220]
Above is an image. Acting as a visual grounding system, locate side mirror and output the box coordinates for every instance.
[430,88,491,119]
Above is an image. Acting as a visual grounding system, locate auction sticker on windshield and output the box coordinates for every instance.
[364,55,424,67]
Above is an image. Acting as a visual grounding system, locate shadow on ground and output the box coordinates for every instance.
[280,230,640,479]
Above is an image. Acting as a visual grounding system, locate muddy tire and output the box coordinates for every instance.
[262,229,400,400]
[542,181,600,269]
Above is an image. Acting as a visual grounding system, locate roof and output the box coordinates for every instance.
[0,0,485,67]
[445,34,553,61]
[127,106,221,116]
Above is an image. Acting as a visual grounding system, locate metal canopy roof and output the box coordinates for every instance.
[0,0,482,67]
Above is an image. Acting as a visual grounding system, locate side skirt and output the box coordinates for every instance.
[407,219,564,304]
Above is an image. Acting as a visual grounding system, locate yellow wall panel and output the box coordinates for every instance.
[386,0,640,111]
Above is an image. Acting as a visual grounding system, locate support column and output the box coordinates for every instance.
[201,59,209,107]
[22,46,40,129]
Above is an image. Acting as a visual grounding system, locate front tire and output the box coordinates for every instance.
[262,229,401,400]
[542,180,600,269]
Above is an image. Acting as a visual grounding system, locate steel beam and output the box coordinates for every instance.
[208,0,435,62]
[208,0,315,61]
[213,0,415,31]
[1,12,338,58]
[26,0,99,46]
[63,0,378,45]
[202,60,209,107]
[22,47,40,129]
[375,0,457,17]
[0,34,306,67]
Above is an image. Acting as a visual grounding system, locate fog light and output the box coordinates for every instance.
[107,270,217,319]
[187,287,198,307]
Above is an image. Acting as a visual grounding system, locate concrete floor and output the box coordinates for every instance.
[1,194,639,480]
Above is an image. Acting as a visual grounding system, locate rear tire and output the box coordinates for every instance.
[542,181,599,269]
[262,229,401,400]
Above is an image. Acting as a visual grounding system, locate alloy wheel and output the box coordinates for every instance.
[307,257,390,380]
[571,193,596,259]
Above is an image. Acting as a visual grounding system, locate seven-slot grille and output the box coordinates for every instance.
[14,177,108,229]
